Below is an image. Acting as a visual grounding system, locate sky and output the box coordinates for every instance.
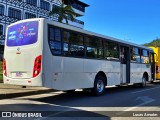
[79,0,160,45]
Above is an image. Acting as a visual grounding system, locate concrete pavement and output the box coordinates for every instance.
[0,83,55,99]
[0,80,159,100]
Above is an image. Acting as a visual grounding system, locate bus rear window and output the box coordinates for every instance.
[7,21,39,46]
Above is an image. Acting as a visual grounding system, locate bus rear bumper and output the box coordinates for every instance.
[3,75,43,87]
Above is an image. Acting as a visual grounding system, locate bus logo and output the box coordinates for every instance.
[17,47,20,51]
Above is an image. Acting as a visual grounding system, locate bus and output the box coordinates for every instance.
[3,18,155,95]
[149,46,160,79]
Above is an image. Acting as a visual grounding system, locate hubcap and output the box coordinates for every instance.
[97,80,104,93]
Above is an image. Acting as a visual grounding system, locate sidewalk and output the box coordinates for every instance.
[0,83,55,100]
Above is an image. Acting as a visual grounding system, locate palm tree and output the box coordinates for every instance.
[49,0,76,24]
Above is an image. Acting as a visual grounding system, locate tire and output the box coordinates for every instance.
[65,90,75,94]
[140,75,147,87]
[92,76,106,96]
[150,80,154,84]
[22,86,26,88]
[116,85,121,87]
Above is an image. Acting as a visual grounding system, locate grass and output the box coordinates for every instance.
[0,74,2,83]
[0,61,3,83]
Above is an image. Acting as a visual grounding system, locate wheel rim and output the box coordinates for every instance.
[97,79,104,93]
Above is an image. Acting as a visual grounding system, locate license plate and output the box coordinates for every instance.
[16,72,23,77]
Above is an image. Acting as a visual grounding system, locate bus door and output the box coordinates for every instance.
[151,52,156,80]
[120,46,130,84]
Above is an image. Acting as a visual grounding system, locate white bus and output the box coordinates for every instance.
[3,18,155,95]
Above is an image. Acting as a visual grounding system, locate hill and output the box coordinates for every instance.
[143,39,160,47]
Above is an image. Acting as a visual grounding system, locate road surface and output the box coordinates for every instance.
[0,82,160,120]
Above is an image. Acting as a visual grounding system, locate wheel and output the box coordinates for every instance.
[65,90,75,94]
[150,80,154,84]
[116,85,121,87]
[92,76,106,96]
[140,75,147,87]
[22,86,26,88]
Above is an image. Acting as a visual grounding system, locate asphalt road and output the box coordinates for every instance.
[0,81,160,120]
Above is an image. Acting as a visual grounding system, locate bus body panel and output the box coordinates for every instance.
[121,64,126,83]
[141,64,151,81]
[83,60,121,86]
[130,63,142,83]
[3,18,44,86]
[3,75,42,86]
[62,57,87,90]
[42,19,55,89]
[43,51,121,90]
[5,47,38,79]
[130,63,151,83]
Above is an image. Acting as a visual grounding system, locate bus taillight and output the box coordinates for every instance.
[3,58,7,76]
[33,55,42,78]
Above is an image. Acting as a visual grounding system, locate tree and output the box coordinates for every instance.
[49,0,76,24]
[144,38,160,47]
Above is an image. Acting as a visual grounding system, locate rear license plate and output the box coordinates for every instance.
[16,72,23,77]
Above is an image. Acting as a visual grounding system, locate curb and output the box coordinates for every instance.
[0,89,56,100]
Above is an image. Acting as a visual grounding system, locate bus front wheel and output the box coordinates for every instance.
[92,76,105,96]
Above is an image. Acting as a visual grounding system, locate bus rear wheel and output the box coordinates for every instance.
[92,76,105,96]
[140,75,147,87]
[65,90,75,94]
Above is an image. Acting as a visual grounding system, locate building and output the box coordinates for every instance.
[0,0,89,56]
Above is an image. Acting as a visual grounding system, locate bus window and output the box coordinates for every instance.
[96,38,103,58]
[48,26,62,55]
[130,47,141,63]
[55,28,61,41]
[7,21,38,46]
[141,50,149,64]
[63,30,84,57]
[104,41,119,60]
[86,36,103,58]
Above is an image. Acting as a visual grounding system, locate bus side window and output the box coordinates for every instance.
[48,26,62,55]
[104,41,119,60]
[86,36,103,58]
[63,31,85,57]
[63,31,70,56]
[86,36,97,58]
[130,47,140,63]
[141,50,149,64]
